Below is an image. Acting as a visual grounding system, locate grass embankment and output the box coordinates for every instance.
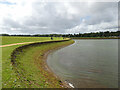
[2,36,74,88]
[2,36,63,88]
[71,37,119,39]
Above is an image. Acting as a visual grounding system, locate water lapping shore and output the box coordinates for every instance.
[47,39,118,88]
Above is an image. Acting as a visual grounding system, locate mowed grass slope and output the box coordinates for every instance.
[2,36,74,88]
[2,45,27,88]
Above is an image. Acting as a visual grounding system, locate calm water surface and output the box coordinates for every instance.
[47,39,118,88]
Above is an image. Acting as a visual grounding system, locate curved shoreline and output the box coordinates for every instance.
[43,41,75,88]
[10,39,75,88]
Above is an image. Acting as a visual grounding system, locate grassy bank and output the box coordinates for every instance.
[2,36,74,88]
[2,36,64,88]
[71,37,119,39]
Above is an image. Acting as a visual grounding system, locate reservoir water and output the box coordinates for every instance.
[47,39,118,88]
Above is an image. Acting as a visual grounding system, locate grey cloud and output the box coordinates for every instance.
[3,18,22,28]
[85,2,118,25]
[0,1,118,34]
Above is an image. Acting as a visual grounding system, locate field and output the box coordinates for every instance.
[1,36,74,88]
[1,36,64,45]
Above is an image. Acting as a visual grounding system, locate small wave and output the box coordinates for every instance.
[68,83,74,88]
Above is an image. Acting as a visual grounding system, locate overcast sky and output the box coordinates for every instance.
[0,0,119,34]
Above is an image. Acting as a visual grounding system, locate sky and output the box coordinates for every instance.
[0,0,119,34]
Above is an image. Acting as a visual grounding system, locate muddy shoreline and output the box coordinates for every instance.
[10,39,74,88]
[42,41,75,88]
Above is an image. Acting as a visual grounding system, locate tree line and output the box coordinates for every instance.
[0,31,119,37]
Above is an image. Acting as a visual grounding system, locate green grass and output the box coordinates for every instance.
[2,45,25,88]
[0,41,1,89]
[1,36,63,45]
[1,36,74,88]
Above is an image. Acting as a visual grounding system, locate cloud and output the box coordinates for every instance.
[66,20,118,34]
[0,0,118,34]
